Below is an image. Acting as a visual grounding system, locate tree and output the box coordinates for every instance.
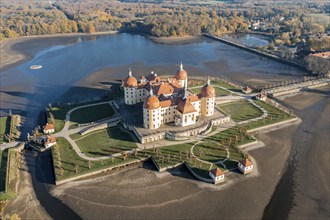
[3,29,17,38]
[75,164,79,173]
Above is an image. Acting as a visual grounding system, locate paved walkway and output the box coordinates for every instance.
[52,101,124,161]
[50,89,270,162]
[0,141,21,151]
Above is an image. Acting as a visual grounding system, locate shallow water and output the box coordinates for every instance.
[223,33,270,48]
[0,33,305,134]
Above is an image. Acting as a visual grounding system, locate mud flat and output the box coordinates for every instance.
[49,118,299,219]
[3,151,50,219]
[1,33,327,219]
[263,86,330,220]
[48,86,329,219]
[149,35,203,45]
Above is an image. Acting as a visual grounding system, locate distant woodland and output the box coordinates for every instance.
[0,0,329,40]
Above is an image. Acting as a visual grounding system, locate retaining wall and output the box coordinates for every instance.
[54,158,147,185]
[183,162,213,183]
[247,117,299,133]
[203,34,307,71]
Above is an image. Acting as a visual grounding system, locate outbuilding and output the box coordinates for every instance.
[242,86,252,94]
[255,93,267,101]
[44,136,56,148]
[238,159,253,174]
[43,123,55,134]
[209,168,225,184]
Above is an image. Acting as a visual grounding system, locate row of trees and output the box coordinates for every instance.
[1,0,328,40]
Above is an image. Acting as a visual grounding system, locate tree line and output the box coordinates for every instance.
[0,0,328,40]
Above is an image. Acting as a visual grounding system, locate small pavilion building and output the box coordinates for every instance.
[238,159,253,174]
[43,123,55,134]
[209,168,225,184]
[242,86,252,94]
[44,136,56,148]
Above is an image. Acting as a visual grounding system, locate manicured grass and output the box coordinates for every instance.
[219,100,263,122]
[0,116,10,143]
[7,149,18,193]
[69,133,82,140]
[48,106,73,132]
[70,104,114,127]
[212,80,242,93]
[47,99,114,132]
[244,100,293,130]
[52,137,143,181]
[191,87,230,97]
[193,141,227,163]
[0,150,8,192]
[0,148,18,201]
[144,143,194,169]
[198,127,251,163]
[75,127,137,157]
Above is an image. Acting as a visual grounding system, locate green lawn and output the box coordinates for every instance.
[206,127,254,146]
[193,141,227,163]
[0,149,8,192]
[75,127,137,157]
[0,148,18,201]
[243,100,293,130]
[47,99,115,132]
[191,87,230,97]
[141,143,194,169]
[52,137,143,181]
[188,79,242,93]
[212,80,242,93]
[0,116,10,143]
[70,104,114,128]
[201,127,251,164]
[219,100,263,122]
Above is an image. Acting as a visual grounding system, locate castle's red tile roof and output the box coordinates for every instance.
[154,83,174,96]
[176,99,197,114]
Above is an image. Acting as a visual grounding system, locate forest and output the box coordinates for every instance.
[0,0,329,40]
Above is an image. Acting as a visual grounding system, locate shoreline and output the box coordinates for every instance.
[1,33,328,219]
[0,32,206,71]
[0,31,119,70]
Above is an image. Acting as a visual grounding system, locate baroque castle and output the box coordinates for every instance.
[122,64,215,129]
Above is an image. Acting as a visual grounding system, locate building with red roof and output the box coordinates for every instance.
[43,123,55,134]
[238,158,254,174]
[209,168,225,184]
[123,63,215,129]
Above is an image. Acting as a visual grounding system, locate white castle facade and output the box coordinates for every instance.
[122,64,216,130]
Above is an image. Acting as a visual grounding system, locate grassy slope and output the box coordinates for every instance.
[0,150,8,192]
[244,100,293,130]
[70,104,114,126]
[75,127,137,157]
[0,116,10,143]
[53,137,142,181]
[219,100,263,122]
[48,100,114,132]
[191,87,230,96]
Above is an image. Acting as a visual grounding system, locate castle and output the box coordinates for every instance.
[122,63,215,129]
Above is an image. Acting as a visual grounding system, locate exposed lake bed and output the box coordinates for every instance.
[1,33,329,219]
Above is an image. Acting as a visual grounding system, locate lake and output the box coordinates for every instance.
[222,33,271,48]
[0,32,309,220]
[1,33,305,134]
